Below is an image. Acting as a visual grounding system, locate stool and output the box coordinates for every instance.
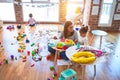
[58,69,78,80]
[91,30,107,49]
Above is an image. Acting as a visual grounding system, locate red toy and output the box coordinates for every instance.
[46,54,51,60]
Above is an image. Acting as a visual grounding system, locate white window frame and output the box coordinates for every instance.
[98,0,116,27]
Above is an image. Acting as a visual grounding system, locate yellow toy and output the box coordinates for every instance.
[71,51,96,64]
[65,39,75,46]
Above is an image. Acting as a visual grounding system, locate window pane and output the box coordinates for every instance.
[99,4,112,24]
[22,3,59,22]
[69,0,83,2]
[103,0,113,4]
[22,0,31,2]
[0,3,16,21]
[66,3,83,21]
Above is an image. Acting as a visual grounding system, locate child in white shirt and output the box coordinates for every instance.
[78,25,88,45]
[28,13,36,27]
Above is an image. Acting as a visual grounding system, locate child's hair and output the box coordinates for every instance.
[29,13,33,18]
[79,25,88,34]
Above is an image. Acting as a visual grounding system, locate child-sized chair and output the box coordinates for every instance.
[58,69,78,80]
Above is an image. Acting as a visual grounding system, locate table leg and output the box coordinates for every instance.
[100,36,102,49]
[92,65,96,80]
[54,50,59,66]
[81,65,86,80]
[90,35,94,46]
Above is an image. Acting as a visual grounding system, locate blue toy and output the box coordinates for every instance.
[58,69,78,80]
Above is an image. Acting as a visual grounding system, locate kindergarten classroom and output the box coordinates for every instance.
[0,0,120,80]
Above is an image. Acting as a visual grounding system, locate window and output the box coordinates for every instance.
[66,0,84,22]
[98,0,116,26]
[0,3,16,21]
[22,1,59,22]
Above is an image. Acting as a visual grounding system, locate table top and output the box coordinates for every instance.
[92,30,107,36]
[66,45,106,65]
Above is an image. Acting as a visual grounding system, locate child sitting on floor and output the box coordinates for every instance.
[28,13,36,27]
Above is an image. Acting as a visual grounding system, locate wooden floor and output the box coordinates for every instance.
[0,24,120,80]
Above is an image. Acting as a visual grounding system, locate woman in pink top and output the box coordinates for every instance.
[28,13,36,27]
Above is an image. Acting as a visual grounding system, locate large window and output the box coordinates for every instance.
[0,3,16,21]
[98,0,116,26]
[66,0,84,22]
[22,0,59,22]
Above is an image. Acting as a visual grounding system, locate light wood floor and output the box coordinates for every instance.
[0,24,120,80]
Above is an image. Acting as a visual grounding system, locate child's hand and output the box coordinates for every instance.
[74,39,78,44]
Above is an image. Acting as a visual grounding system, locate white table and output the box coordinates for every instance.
[66,45,106,80]
[91,30,107,49]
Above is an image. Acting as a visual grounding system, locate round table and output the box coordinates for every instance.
[91,30,107,49]
[66,45,106,80]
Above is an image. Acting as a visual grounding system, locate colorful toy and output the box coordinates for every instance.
[58,69,78,80]
[89,50,102,57]
[50,66,55,71]
[10,55,14,60]
[65,39,74,46]
[56,42,65,49]
[6,25,14,30]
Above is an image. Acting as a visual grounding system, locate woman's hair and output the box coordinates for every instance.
[79,26,88,34]
[29,13,33,17]
[63,21,74,38]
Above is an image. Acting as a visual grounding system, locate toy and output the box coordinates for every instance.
[26,39,30,43]
[30,64,35,67]
[58,69,78,80]
[22,55,26,59]
[50,66,54,71]
[65,39,74,46]
[56,42,65,49]
[22,59,27,62]
[6,25,14,30]
[76,42,80,49]
[32,51,36,56]
[17,24,21,29]
[47,78,52,80]
[10,55,14,60]
[31,43,35,47]
[46,54,51,60]
[27,51,30,56]
[54,72,57,76]
[71,51,96,64]
[18,48,22,52]
[5,59,8,64]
